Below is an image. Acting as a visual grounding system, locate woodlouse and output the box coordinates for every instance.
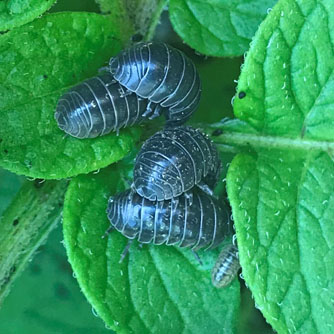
[55,72,153,138]
[133,126,221,201]
[211,243,240,288]
[109,42,201,125]
[107,188,231,250]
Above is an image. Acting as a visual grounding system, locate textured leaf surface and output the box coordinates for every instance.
[0,179,67,304]
[169,0,277,57]
[0,0,56,31]
[210,0,334,333]
[0,12,139,179]
[63,161,240,333]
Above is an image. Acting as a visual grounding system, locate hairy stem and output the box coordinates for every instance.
[144,0,168,41]
[200,121,334,154]
[0,179,68,305]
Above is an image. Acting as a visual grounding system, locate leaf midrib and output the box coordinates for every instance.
[214,131,334,152]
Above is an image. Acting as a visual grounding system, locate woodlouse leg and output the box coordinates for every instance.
[98,66,110,74]
[122,178,132,188]
[171,197,179,210]
[101,225,114,239]
[119,239,134,263]
[127,187,137,199]
[184,191,194,206]
[197,181,215,197]
[118,88,133,97]
[142,101,155,118]
[130,182,136,192]
[105,78,117,87]
[192,250,203,266]
[148,105,163,120]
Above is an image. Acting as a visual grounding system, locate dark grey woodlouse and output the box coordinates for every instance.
[211,243,240,288]
[109,42,201,125]
[55,72,154,138]
[133,126,221,201]
[107,188,231,250]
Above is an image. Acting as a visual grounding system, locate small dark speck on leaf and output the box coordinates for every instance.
[59,260,72,274]
[30,264,41,275]
[0,138,2,143]
[43,74,48,79]
[37,245,46,253]
[13,219,19,226]
[54,282,70,300]
[212,129,223,137]
[238,91,246,99]
[4,149,8,154]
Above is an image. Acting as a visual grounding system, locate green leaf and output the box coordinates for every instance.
[0,178,67,304]
[0,12,139,179]
[169,0,277,57]
[0,0,57,31]
[63,161,240,333]
[210,0,334,333]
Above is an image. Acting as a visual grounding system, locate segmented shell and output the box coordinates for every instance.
[133,126,221,201]
[55,72,151,138]
[211,243,240,288]
[107,188,230,250]
[109,42,201,125]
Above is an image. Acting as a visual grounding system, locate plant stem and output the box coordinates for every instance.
[213,131,334,152]
[144,0,168,41]
[200,122,334,153]
[0,179,68,305]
